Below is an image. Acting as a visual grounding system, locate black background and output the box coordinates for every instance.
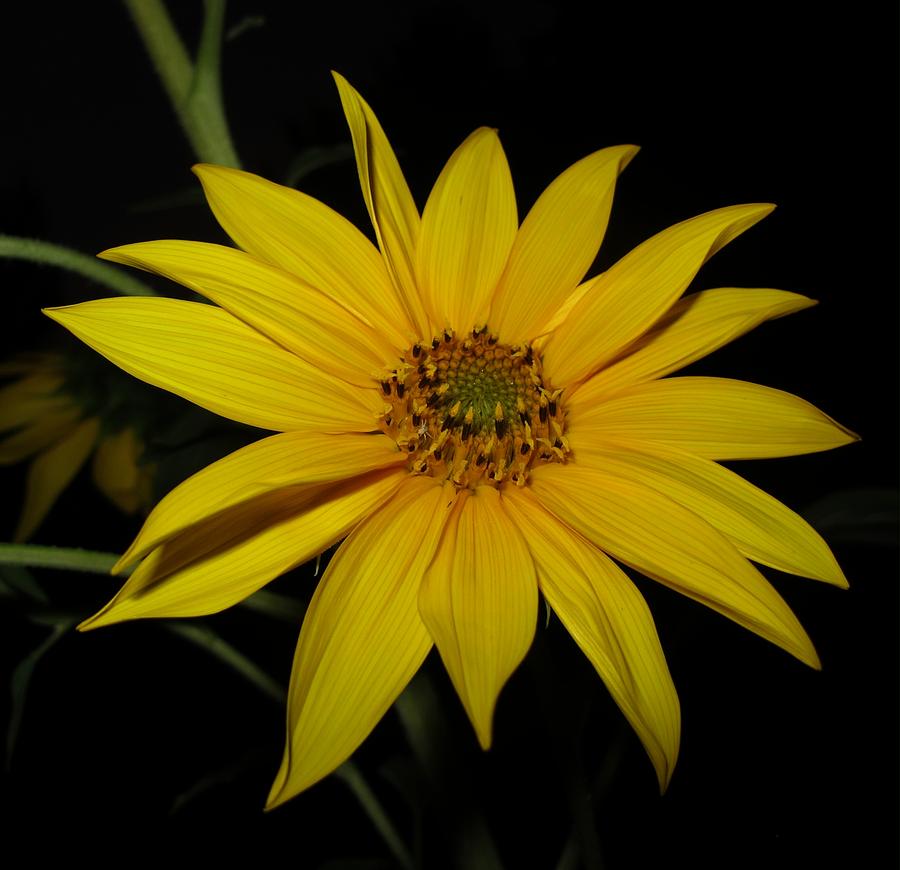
[1,2,896,866]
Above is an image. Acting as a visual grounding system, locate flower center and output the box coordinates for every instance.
[378,327,569,489]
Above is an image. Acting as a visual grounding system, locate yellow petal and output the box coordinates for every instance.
[115,431,404,572]
[417,128,518,332]
[531,463,820,667]
[418,485,538,749]
[99,241,397,387]
[332,72,431,339]
[503,486,680,791]
[92,427,148,514]
[490,145,638,343]
[44,298,380,434]
[80,468,405,629]
[568,376,859,460]
[267,475,454,805]
[193,163,412,350]
[573,440,847,586]
[0,406,82,464]
[573,287,816,402]
[15,417,99,541]
[543,204,775,386]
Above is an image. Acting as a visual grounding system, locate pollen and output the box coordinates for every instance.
[378,327,570,488]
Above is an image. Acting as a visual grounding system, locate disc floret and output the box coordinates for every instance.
[379,328,569,489]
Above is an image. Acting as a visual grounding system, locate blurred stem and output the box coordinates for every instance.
[124,0,241,168]
[334,763,417,870]
[0,544,118,574]
[162,621,285,704]
[0,235,156,296]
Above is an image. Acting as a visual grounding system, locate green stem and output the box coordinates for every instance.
[0,544,118,574]
[0,235,156,296]
[334,762,417,870]
[124,0,241,167]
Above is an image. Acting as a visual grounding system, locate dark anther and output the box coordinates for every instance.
[433,449,442,461]
[391,373,398,382]
[385,416,392,426]
[476,453,486,466]
[524,349,533,366]
[520,442,531,455]
[487,470,495,479]
[408,443,416,452]
[495,419,507,439]
[441,415,453,431]
[539,405,548,423]
[427,392,442,407]
[412,414,421,427]
[548,400,557,416]
[381,381,391,395]
[432,338,440,350]
[443,330,452,343]
[488,335,498,345]
[472,328,480,339]
[461,423,472,441]
[412,344,421,357]
[553,438,563,449]
[417,363,427,374]
[540,452,551,459]
[418,376,431,389]
[519,412,529,426]
[397,383,406,398]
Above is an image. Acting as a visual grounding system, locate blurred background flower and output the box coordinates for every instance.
[0,352,154,541]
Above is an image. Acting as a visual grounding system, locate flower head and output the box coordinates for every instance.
[45,73,856,807]
[0,353,153,540]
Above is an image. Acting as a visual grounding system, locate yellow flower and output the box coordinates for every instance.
[0,354,152,540]
[45,73,856,808]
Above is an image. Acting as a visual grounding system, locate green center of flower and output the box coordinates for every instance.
[379,327,569,489]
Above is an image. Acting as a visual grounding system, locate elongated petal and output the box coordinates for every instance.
[418,485,538,748]
[574,287,816,402]
[92,428,148,514]
[100,241,397,387]
[573,440,847,585]
[568,376,858,459]
[543,204,774,386]
[0,370,66,432]
[490,145,638,343]
[417,128,518,331]
[80,468,405,629]
[503,486,680,790]
[15,417,99,541]
[268,476,454,805]
[193,163,412,349]
[333,72,431,339]
[44,298,380,434]
[0,406,82,464]
[531,463,820,667]
[115,431,403,571]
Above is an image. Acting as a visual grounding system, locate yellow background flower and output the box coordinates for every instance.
[0,355,153,540]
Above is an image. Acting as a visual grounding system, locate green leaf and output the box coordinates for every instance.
[0,564,48,603]
[160,620,285,704]
[7,621,75,768]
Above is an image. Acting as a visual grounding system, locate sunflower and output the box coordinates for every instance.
[0,354,152,540]
[44,72,856,808]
